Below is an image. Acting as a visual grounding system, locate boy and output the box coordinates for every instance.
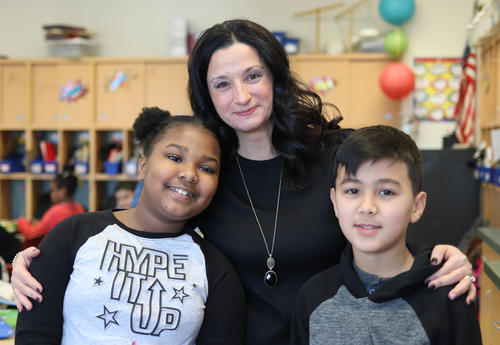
[291,125,482,345]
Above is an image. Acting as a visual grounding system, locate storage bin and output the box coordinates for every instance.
[272,31,286,44]
[124,161,138,176]
[75,161,89,175]
[47,38,95,58]
[473,166,480,181]
[494,167,500,186]
[0,159,25,173]
[43,161,58,174]
[104,161,121,174]
[283,38,300,54]
[484,166,495,184]
[30,159,44,174]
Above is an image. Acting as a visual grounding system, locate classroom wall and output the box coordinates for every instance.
[1,0,475,147]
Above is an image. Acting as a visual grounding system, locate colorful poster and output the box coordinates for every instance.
[413,57,462,121]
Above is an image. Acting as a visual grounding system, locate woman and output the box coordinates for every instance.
[17,170,85,240]
[12,19,475,345]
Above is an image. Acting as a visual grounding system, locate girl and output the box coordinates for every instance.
[15,107,245,345]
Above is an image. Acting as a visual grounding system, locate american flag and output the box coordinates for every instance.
[453,45,476,145]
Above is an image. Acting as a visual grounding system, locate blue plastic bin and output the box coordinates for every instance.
[43,161,58,174]
[0,159,25,173]
[104,161,121,174]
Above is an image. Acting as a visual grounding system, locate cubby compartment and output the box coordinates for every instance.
[60,130,90,175]
[30,130,59,175]
[95,130,124,176]
[0,130,26,174]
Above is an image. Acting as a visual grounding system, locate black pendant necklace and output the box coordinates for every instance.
[236,156,282,288]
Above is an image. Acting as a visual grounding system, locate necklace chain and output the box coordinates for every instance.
[235,156,282,260]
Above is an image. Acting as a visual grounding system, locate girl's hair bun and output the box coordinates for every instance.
[133,107,172,143]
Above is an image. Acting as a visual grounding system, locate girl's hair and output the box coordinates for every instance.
[133,107,219,157]
[53,166,78,197]
[187,19,343,189]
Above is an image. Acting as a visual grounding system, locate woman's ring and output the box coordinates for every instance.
[466,275,476,283]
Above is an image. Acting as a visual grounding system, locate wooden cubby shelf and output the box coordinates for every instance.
[0,54,400,219]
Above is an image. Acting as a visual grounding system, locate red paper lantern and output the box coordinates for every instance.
[379,62,415,100]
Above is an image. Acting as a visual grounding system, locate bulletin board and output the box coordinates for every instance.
[413,57,462,121]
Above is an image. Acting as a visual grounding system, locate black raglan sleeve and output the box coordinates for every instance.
[15,215,79,345]
[194,237,246,345]
[290,284,312,345]
[447,295,483,345]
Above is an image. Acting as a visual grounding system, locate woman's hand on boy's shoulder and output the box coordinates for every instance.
[425,245,475,304]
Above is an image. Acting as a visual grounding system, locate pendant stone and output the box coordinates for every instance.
[264,270,278,287]
[264,256,277,287]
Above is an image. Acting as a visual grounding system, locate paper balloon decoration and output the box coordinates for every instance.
[379,62,415,100]
[384,28,407,59]
[379,0,415,26]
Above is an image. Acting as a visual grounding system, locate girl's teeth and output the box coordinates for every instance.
[169,186,193,197]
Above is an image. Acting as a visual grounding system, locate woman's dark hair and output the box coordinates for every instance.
[133,107,219,157]
[53,166,78,197]
[188,19,343,189]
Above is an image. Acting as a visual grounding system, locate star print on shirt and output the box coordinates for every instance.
[96,305,119,328]
[171,286,190,304]
[192,283,198,290]
[94,277,104,286]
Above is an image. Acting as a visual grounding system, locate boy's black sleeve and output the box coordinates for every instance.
[15,217,76,345]
[448,296,482,345]
[290,286,311,345]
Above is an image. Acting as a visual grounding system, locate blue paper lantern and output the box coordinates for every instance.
[379,0,415,26]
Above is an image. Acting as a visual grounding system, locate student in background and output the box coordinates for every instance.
[291,126,482,345]
[16,170,85,240]
[15,107,245,345]
[113,181,136,209]
[100,181,137,210]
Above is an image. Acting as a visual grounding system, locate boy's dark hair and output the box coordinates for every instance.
[133,107,219,158]
[114,181,137,193]
[53,165,78,197]
[333,125,423,195]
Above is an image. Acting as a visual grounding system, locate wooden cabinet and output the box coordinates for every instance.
[480,262,500,345]
[32,61,92,128]
[479,260,500,345]
[477,30,500,231]
[145,59,191,115]
[291,55,350,120]
[0,54,400,219]
[96,61,145,128]
[479,227,500,344]
[1,62,29,128]
[290,54,400,128]
[478,31,500,144]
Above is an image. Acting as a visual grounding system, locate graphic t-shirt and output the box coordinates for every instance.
[16,210,245,345]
